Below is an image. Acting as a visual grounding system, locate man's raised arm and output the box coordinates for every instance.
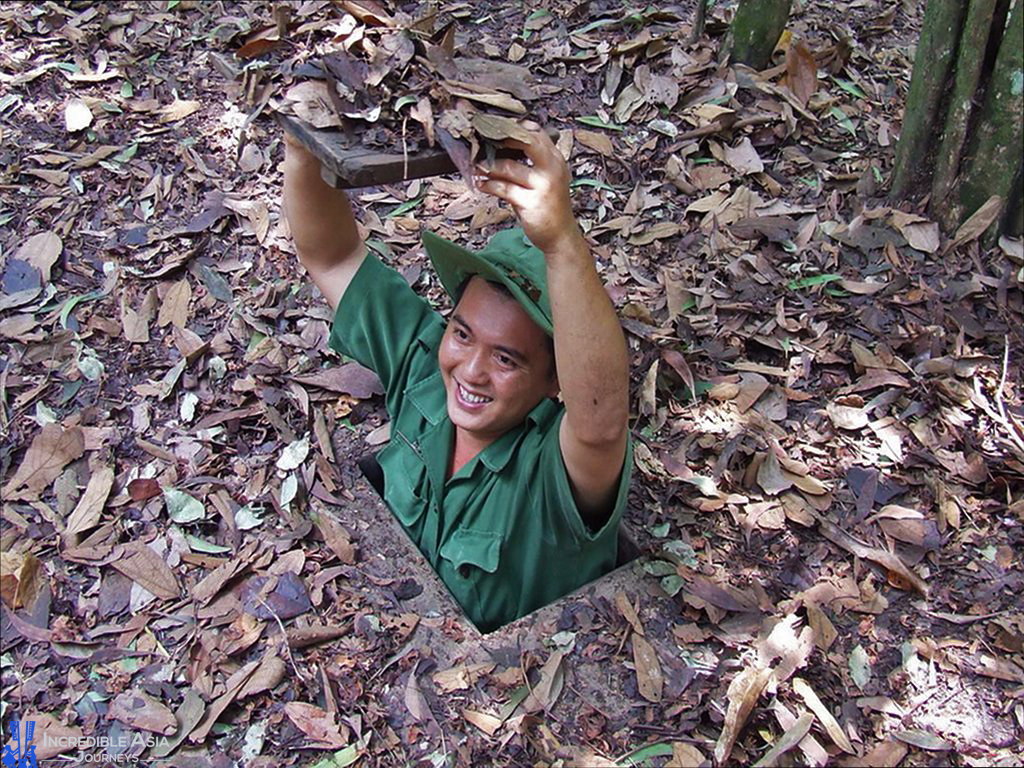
[476,128,630,522]
[281,132,366,309]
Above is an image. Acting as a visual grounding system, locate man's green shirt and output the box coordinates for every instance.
[329,253,632,632]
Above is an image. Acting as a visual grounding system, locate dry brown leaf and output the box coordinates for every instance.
[108,690,178,735]
[724,137,764,175]
[615,591,645,635]
[785,41,818,106]
[3,424,85,500]
[523,650,565,712]
[736,372,769,413]
[792,677,855,754]
[111,541,180,600]
[158,279,191,329]
[64,465,115,537]
[463,709,503,736]
[714,664,772,764]
[947,194,1003,252]
[757,452,793,496]
[668,742,706,768]
[158,98,202,123]
[632,634,663,703]
[0,550,41,610]
[576,128,614,156]
[121,291,155,344]
[16,231,62,282]
[316,510,356,564]
[826,402,869,430]
[284,702,348,748]
[433,662,496,693]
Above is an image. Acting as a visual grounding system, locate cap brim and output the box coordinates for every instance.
[422,230,553,335]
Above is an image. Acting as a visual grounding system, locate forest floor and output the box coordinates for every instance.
[1,1,1023,767]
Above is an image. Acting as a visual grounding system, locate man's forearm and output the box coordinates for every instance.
[546,231,630,446]
[282,140,361,268]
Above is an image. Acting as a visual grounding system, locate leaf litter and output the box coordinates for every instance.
[0,1,1022,766]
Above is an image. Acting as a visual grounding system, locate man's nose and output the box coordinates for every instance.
[461,347,490,383]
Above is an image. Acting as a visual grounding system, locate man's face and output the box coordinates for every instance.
[438,277,558,445]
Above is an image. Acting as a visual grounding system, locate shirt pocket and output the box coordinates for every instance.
[438,529,503,630]
[439,529,501,577]
[379,440,430,529]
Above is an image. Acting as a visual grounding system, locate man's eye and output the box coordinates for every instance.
[454,328,469,340]
[497,354,514,367]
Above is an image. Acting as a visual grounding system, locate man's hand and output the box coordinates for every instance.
[474,124,584,257]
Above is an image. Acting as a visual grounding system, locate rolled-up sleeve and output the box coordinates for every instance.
[328,253,444,409]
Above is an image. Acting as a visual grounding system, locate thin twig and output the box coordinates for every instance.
[257,593,311,684]
[995,335,1011,426]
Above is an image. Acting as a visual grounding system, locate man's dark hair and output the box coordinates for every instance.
[453,276,556,378]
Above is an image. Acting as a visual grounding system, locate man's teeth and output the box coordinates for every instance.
[459,384,491,404]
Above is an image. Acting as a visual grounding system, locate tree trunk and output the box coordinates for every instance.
[953,0,1024,228]
[730,0,792,70]
[891,0,966,198]
[930,0,998,211]
[891,0,1023,239]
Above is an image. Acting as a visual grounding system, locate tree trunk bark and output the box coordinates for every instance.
[729,0,792,70]
[891,0,967,198]
[930,0,998,211]
[953,0,1024,230]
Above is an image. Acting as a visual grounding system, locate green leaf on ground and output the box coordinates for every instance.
[164,488,205,523]
[788,273,843,291]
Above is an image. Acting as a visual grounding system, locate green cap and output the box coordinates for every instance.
[422,227,553,336]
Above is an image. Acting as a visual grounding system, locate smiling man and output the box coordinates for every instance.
[282,124,631,631]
